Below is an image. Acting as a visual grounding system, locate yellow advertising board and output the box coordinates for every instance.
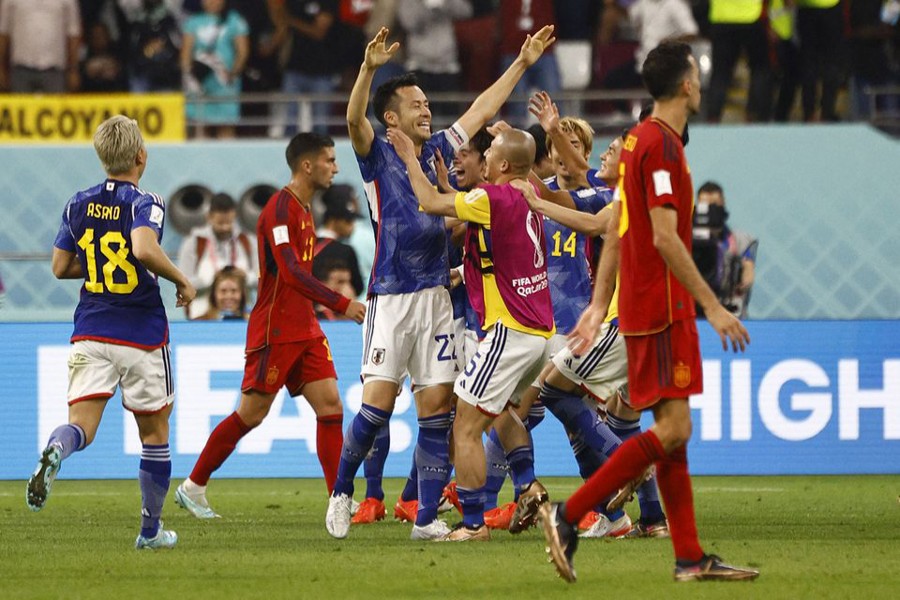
[0,93,185,142]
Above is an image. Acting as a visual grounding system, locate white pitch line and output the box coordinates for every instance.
[696,487,785,493]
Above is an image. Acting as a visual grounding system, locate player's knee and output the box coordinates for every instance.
[312,394,343,417]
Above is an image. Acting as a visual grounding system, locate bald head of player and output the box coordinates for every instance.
[484,128,535,185]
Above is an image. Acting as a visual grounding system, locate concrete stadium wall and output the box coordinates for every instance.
[0,124,898,321]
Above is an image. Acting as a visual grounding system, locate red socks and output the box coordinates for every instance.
[656,444,704,562]
[316,414,344,494]
[564,429,666,523]
[189,412,251,486]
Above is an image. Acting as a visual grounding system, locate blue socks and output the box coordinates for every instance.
[506,445,536,495]
[414,413,452,526]
[138,444,171,539]
[333,404,391,498]
[48,424,85,460]
[400,455,419,502]
[363,423,390,501]
[458,485,486,528]
[482,429,508,510]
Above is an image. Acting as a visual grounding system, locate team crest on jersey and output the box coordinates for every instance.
[624,134,637,151]
[266,366,279,386]
[673,362,691,388]
[372,348,386,366]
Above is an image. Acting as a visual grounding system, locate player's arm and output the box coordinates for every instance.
[568,202,621,355]
[528,173,576,209]
[455,25,556,138]
[529,91,590,188]
[649,206,749,352]
[512,179,611,236]
[347,27,399,157]
[269,217,365,323]
[51,247,82,279]
[387,128,458,218]
[132,226,196,308]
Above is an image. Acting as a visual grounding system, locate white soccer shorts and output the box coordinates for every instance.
[361,287,459,386]
[67,340,174,414]
[454,323,548,416]
[551,321,627,403]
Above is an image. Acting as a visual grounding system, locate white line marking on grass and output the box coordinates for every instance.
[696,487,785,493]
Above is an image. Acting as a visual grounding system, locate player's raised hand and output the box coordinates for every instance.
[568,303,607,357]
[518,25,556,67]
[529,91,559,133]
[386,127,416,164]
[434,149,456,193]
[175,280,197,308]
[705,304,751,352]
[344,299,367,324]
[487,120,512,137]
[364,27,400,70]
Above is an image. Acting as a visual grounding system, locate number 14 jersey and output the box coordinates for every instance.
[54,179,168,349]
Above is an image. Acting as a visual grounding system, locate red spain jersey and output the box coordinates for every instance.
[246,188,351,351]
[617,117,696,335]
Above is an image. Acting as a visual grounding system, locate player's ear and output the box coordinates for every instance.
[383,110,399,128]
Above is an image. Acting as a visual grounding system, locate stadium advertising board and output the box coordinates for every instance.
[0,320,897,480]
[0,94,185,143]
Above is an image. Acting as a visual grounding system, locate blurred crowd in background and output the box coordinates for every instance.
[1,0,899,137]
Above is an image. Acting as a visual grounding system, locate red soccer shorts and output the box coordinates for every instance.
[242,337,337,396]
[623,318,703,410]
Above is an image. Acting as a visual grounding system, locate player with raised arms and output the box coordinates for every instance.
[28,115,196,549]
[326,25,556,541]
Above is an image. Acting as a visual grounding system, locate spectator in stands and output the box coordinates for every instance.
[770,0,802,122]
[498,0,561,123]
[601,0,699,112]
[706,0,773,122]
[196,266,251,320]
[0,0,82,93]
[81,22,128,92]
[314,184,365,298]
[693,181,758,319]
[397,0,473,124]
[314,259,356,320]
[125,0,182,92]
[181,0,250,138]
[796,0,845,122]
[847,0,897,119]
[177,192,258,320]
[272,0,341,134]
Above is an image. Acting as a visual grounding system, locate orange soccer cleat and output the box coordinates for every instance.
[393,497,419,523]
[351,497,386,524]
[439,481,462,514]
[484,502,516,530]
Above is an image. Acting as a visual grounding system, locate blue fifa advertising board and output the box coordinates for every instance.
[1,320,898,480]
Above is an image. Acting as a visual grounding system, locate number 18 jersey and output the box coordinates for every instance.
[54,179,168,349]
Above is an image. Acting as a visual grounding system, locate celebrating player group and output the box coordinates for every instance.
[28,23,758,584]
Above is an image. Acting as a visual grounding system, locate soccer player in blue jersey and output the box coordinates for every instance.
[327,25,556,540]
[27,116,196,550]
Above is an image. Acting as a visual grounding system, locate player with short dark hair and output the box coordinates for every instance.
[28,115,196,550]
[326,24,556,541]
[175,132,366,519]
[539,41,758,583]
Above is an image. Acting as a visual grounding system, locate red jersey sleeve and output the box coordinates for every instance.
[267,201,352,315]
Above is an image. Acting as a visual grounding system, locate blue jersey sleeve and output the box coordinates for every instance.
[357,137,387,183]
[54,200,76,252]
[133,193,166,241]
[586,169,604,188]
[572,186,612,214]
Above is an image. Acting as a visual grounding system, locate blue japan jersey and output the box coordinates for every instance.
[543,177,612,334]
[54,179,168,348]
[357,127,466,295]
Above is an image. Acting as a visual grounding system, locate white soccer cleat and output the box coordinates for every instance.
[135,527,178,550]
[410,519,452,541]
[579,512,632,539]
[26,445,62,512]
[174,482,220,519]
[326,493,353,539]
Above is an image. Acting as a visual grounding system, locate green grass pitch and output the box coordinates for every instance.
[1,476,898,599]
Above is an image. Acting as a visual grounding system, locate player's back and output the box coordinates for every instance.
[60,179,168,348]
